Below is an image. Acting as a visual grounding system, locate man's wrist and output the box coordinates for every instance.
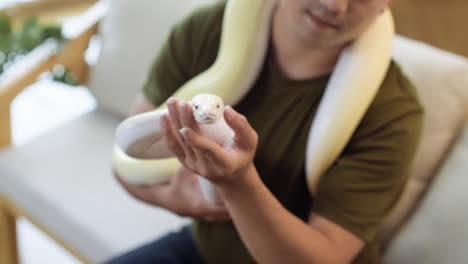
[216,163,261,198]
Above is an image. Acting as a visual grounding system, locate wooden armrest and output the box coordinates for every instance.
[0,41,59,106]
[0,0,108,148]
[2,0,97,20]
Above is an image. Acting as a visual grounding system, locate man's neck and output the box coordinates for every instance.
[271,9,344,80]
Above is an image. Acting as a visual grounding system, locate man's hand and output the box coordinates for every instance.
[163,98,259,187]
[114,166,230,222]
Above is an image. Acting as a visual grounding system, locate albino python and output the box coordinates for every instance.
[112,0,395,202]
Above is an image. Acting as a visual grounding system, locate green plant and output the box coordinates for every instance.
[0,13,77,85]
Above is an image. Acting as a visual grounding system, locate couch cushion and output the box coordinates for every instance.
[376,36,468,246]
[384,122,468,264]
[87,0,215,117]
[0,109,187,263]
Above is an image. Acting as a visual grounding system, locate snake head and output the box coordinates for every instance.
[190,93,225,124]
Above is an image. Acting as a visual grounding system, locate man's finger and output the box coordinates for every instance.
[167,98,183,129]
[179,102,201,133]
[115,171,168,191]
[179,127,230,167]
[197,203,230,222]
[177,104,217,171]
[223,106,258,149]
[203,212,231,222]
[203,205,231,222]
[162,114,186,160]
[166,101,197,162]
[114,171,169,204]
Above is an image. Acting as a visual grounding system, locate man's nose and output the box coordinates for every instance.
[318,0,348,17]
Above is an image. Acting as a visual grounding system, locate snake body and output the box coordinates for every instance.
[191,94,233,204]
[112,0,395,200]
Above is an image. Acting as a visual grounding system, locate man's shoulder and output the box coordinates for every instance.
[387,61,421,103]
[177,0,226,37]
[171,1,226,74]
[351,60,424,141]
[369,60,424,115]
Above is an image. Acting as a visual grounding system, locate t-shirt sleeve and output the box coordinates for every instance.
[142,1,225,107]
[311,65,424,242]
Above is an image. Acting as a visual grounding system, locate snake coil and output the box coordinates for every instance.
[112,0,395,201]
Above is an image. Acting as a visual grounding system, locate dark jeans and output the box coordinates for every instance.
[103,225,205,264]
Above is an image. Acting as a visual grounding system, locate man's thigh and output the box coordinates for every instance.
[103,225,205,264]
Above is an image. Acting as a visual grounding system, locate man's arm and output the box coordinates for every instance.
[163,96,422,264]
[163,99,364,264]
[219,166,364,264]
[113,93,230,222]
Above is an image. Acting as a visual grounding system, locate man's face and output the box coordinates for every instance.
[279,0,392,48]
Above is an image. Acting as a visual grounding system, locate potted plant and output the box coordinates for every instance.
[0,13,76,85]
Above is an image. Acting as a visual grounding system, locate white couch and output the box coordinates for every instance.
[0,1,467,263]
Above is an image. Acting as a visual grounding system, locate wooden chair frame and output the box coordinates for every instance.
[0,1,104,263]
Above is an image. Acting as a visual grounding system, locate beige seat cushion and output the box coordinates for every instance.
[377,36,468,246]
[0,110,188,263]
[384,122,468,264]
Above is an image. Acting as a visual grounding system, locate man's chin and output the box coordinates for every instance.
[301,34,346,49]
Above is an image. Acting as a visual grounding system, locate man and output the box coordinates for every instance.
[107,0,423,263]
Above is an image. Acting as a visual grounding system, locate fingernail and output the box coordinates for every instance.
[180,102,188,113]
[167,98,176,111]
[179,127,189,136]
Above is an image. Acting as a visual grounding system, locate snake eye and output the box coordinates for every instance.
[195,105,199,110]
[216,104,220,108]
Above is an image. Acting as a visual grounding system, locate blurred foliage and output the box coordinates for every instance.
[0,13,77,85]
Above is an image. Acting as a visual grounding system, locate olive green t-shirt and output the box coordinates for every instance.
[142,1,424,263]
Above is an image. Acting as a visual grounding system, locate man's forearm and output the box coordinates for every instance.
[217,165,342,264]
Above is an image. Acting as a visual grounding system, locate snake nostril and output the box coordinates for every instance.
[202,112,215,117]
